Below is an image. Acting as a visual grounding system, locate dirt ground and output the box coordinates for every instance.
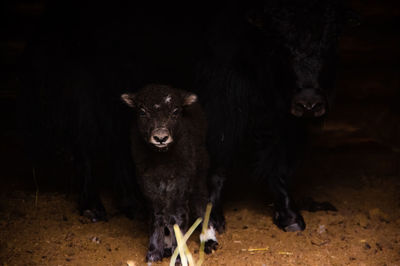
[1,0,400,265]
[1,121,400,266]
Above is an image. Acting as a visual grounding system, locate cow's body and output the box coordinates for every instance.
[195,0,350,231]
[18,2,142,221]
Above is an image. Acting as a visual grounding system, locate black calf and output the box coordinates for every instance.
[122,84,219,262]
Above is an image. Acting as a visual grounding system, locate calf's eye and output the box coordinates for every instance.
[172,108,179,116]
[138,108,146,117]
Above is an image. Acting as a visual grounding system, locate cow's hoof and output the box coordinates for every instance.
[274,210,305,232]
[146,249,163,262]
[204,240,218,254]
[79,197,107,222]
[82,208,107,223]
[284,222,305,232]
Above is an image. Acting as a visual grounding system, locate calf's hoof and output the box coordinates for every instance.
[204,240,218,254]
[146,249,163,262]
[163,247,173,258]
[274,209,305,232]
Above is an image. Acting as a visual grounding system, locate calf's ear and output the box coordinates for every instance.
[183,93,198,106]
[121,93,136,108]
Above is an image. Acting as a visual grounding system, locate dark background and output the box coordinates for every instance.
[1,0,399,190]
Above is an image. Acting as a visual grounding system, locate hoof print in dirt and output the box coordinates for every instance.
[204,240,218,254]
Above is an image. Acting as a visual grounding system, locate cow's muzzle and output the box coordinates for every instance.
[290,89,326,118]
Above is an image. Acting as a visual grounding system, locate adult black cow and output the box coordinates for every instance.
[195,0,357,232]
[17,1,143,222]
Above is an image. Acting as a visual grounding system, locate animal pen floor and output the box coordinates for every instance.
[1,0,400,265]
[1,121,400,266]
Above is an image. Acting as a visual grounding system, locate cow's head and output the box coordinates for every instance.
[121,84,197,151]
[247,0,359,118]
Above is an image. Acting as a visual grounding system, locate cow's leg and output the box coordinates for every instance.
[75,149,106,222]
[254,122,305,232]
[269,176,305,232]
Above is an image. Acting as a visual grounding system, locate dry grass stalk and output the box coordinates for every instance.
[169,203,213,266]
[198,203,213,265]
[32,167,39,208]
[170,218,202,266]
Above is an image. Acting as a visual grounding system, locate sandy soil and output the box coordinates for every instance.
[1,123,399,266]
[1,0,399,265]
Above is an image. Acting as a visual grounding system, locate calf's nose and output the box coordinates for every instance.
[153,135,169,144]
[150,128,172,146]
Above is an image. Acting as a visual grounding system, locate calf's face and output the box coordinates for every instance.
[121,85,197,151]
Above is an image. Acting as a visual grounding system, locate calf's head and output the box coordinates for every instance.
[121,84,197,151]
[247,0,359,118]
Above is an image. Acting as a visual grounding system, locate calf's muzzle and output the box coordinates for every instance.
[150,128,173,148]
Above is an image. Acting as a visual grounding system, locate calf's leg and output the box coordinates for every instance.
[146,213,165,262]
[192,189,219,254]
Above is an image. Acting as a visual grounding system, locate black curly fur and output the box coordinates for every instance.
[122,85,218,262]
